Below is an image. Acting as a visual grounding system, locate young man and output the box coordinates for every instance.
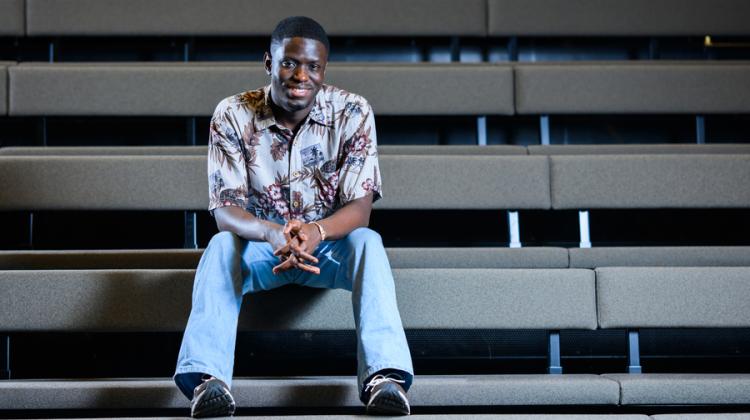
[173,16,414,417]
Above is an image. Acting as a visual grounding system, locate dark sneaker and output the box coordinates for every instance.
[190,377,236,418]
[363,373,410,416]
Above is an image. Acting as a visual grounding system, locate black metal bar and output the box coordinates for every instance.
[449,36,460,62]
[628,329,642,374]
[696,115,706,144]
[507,37,518,62]
[648,37,660,60]
[28,212,34,249]
[184,211,198,249]
[188,117,197,145]
[183,37,194,62]
[40,116,48,146]
[548,331,562,374]
[1,335,10,379]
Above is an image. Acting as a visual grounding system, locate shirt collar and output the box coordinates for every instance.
[254,85,332,132]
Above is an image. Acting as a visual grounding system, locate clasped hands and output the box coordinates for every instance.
[271,220,322,275]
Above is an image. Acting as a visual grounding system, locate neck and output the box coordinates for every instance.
[269,93,312,134]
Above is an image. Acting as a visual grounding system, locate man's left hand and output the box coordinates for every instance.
[272,220,323,275]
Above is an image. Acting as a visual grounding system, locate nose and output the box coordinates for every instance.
[292,65,309,82]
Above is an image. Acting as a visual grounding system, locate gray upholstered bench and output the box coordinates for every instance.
[597,266,750,406]
[0,267,609,409]
[0,62,13,116]
[533,145,750,248]
[7,62,514,117]
[0,145,529,156]
[0,151,609,411]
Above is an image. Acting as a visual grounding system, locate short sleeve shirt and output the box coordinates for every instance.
[207,84,382,224]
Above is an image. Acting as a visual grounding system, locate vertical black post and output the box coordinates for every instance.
[507,37,518,62]
[183,37,193,62]
[696,115,706,144]
[648,38,660,60]
[449,36,460,62]
[184,211,198,249]
[187,118,196,146]
[628,329,642,374]
[48,39,55,62]
[40,117,48,146]
[548,331,562,374]
[28,212,34,250]
[1,335,10,379]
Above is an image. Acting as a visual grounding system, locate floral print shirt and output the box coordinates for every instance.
[207,84,382,224]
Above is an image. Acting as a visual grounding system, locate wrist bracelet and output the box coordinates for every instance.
[311,221,327,241]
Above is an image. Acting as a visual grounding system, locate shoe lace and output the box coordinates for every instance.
[364,373,405,394]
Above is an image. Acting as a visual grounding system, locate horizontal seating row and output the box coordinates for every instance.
[0,417,739,420]
[0,375,621,409]
[1,151,748,210]
[4,374,750,409]
[3,62,750,116]
[3,246,750,270]
[3,0,749,37]
[0,268,598,331]
[1,265,749,409]
[2,266,747,331]
[0,416,741,420]
[5,144,750,156]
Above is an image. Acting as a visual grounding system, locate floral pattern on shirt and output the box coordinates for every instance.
[207,84,382,223]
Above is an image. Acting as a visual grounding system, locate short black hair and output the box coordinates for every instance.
[270,16,330,53]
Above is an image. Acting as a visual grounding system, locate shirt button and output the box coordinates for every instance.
[293,171,300,178]
[293,200,300,208]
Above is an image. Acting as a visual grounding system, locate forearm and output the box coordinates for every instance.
[315,195,373,241]
[214,206,283,242]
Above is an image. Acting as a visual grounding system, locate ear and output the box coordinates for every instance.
[263,52,272,75]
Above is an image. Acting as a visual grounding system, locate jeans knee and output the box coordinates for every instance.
[345,227,383,250]
[206,231,240,257]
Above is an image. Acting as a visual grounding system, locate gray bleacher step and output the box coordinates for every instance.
[0,247,569,270]
[604,374,750,405]
[652,414,750,419]
[0,154,550,210]
[43,416,653,420]
[0,268,597,331]
[0,145,528,156]
[0,375,620,410]
[569,246,750,268]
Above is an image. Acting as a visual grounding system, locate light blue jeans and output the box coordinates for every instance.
[174,227,414,401]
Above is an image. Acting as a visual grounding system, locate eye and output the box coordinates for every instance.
[309,64,321,72]
[280,60,295,69]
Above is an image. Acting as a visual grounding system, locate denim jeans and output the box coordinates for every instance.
[174,227,414,401]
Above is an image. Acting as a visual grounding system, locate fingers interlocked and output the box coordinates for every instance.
[272,220,320,275]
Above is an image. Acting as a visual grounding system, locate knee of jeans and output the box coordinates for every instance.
[207,231,240,255]
[345,227,383,250]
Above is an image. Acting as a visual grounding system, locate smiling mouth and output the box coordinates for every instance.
[286,85,312,99]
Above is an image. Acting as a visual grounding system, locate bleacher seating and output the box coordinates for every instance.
[25,0,488,37]
[0,1,23,37]
[487,0,750,36]
[8,63,514,116]
[514,62,750,114]
[1,0,750,418]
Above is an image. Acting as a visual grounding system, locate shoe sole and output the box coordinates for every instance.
[366,385,410,416]
[191,381,236,418]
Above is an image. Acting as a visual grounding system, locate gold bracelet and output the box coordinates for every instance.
[310,221,327,241]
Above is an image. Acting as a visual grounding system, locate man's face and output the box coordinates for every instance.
[264,37,328,114]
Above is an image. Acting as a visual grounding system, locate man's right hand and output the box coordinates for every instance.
[213,207,319,275]
[269,221,320,275]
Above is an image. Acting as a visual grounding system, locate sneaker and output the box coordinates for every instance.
[363,373,410,416]
[190,376,236,418]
